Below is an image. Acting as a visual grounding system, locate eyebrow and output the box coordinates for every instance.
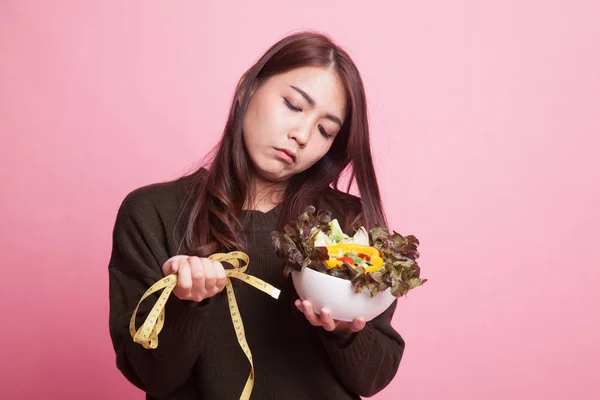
[290,85,343,127]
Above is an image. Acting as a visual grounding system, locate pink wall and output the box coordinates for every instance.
[1,1,599,399]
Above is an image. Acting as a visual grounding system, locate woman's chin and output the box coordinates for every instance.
[254,162,296,183]
[257,171,292,184]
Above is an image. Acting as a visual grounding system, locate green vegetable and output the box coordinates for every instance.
[271,206,427,298]
[329,219,344,242]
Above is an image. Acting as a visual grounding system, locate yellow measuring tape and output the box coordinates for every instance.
[129,251,281,400]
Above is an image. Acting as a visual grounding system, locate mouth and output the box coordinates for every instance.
[275,148,297,164]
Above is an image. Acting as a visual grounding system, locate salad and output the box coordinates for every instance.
[271,206,427,297]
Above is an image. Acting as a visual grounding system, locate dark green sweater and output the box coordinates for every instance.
[108,173,405,399]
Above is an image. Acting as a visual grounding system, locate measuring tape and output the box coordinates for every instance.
[129,251,281,400]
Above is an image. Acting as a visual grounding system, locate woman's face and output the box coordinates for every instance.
[242,66,347,184]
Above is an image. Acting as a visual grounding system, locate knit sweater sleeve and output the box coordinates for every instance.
[108,187,210,398]
[317,301,405,397]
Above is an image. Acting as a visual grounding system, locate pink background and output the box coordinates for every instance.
[1,1,599,399]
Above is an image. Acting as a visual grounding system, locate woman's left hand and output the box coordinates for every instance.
[295,299,366,334]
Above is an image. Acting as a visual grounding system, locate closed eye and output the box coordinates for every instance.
[284,98,302,112]
[319,125,332,139]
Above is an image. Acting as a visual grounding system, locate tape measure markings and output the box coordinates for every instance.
[129,251,279,400]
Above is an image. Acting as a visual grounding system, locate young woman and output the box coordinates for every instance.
[108,31,405,400]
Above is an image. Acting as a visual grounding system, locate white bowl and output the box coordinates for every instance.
[291,267,396,322]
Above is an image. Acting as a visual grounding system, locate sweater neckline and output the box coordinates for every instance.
[240,203,282,227]
[241,202,282,215]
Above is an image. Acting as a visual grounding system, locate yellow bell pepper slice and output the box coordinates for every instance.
[364,255,383,272]
[324,244,384,273]
[325,259,343,268]
[326,244,381,258]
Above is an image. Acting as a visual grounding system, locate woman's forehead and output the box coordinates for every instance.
[271,67,347,116]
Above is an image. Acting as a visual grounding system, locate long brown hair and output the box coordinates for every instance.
[183,31,388,256]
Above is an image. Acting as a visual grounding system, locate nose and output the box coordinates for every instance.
[288,120,311,147]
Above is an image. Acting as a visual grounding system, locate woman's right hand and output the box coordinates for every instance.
[161,256,227,303]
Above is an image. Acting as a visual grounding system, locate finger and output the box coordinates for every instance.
[320,308,337,332]
[202,259,217,295]
[295,299,303,311]
[170,259,179,274]
[162,261,173,276]
[349,317,367,332]
[176,258,192,293]
[162,255,186,276]
[189,257,206,301]
[302,300,322,326]
[212,260,227,293]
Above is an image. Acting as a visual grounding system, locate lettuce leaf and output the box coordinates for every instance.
[271,206,427,298]
[328,219,345,242]
[351,227,370,246]
[270,206,332,277]
[355,228,425,297]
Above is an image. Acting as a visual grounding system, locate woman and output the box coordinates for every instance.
[108,31,405,400]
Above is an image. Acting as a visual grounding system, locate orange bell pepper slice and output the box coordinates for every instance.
[324,244,384,272]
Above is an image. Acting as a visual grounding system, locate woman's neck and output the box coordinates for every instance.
[244,175,287,212]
